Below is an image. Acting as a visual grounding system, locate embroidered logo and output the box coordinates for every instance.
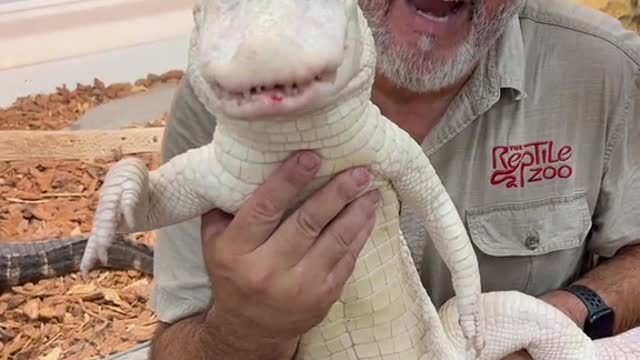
[490,141,573,188]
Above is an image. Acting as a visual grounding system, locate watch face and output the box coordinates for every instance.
[586,309,615,340]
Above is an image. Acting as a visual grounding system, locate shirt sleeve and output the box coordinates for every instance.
[588,71,640,258]
[150,78,217,324]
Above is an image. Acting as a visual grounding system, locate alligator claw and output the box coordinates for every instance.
[459,305,484,359]
[79,157,147,280]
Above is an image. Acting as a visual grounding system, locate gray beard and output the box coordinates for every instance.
[359,0,525,93]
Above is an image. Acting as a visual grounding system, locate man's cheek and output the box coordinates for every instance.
[477,0,508,18]
[359,0,392,12]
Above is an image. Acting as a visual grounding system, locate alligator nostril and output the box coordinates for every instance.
[250,87,257,94]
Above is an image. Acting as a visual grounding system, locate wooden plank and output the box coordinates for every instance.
[0,127,165,161]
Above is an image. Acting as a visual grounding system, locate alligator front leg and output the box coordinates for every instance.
[382,130,484,358]
[80,143,224,278]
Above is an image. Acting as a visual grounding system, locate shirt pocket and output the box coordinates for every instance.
[466,192,592,256]
[464,192,593,294]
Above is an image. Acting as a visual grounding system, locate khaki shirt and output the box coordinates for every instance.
[150,0,640,324]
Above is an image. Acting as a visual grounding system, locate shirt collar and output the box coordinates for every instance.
[462,14,527,116]
[420,15,527,154]
[493,15,527,100]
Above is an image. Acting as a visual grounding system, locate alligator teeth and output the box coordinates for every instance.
[211,70,334,103]
[212,81,307,103]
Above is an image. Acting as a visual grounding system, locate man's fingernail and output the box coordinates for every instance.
[352,168,370,186]
[366,190,381,204]
[297,152,320,171]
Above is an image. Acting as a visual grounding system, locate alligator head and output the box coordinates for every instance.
[186,0,376,120]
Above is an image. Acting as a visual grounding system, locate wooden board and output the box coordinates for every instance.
[0,127,165,161]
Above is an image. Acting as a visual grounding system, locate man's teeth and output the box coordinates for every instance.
[412,0,466,20]
[417,8,449,21]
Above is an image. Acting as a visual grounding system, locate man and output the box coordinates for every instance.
[148,0,640,359]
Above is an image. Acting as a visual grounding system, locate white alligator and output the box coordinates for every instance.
[79,0,640,359]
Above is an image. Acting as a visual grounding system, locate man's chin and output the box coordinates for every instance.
[371,10,479,92]
[363,0,525,93]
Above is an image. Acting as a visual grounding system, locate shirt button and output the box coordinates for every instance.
[525,230,540,250]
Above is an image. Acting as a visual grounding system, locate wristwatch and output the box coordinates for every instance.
[561,284,615,339]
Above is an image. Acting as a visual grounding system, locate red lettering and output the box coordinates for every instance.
[542,166,556,179]
[507,152,521,169]
[558,164,573,178]
[546,141,556,163]
[558,145,572,161]
[528,167,544,182]
[492,146,509,169]
[490,168,519,188]
[523,141,546,165]
[490,141,574,188]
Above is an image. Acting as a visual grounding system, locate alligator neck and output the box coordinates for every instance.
[212,88,371,151]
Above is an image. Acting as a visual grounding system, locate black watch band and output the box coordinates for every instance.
[561,284,615,340]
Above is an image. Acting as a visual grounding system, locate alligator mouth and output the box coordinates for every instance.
[210,68,338,105]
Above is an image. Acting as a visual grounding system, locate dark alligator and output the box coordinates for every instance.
[0,234,153,292]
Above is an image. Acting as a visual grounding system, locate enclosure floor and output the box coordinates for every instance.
[0,74,179,360]
[103,342,150,360]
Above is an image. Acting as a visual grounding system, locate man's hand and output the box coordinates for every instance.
[201,151,381,355]
[150,151,381,360]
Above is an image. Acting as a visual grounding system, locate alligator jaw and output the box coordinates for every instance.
[208,68,339,118]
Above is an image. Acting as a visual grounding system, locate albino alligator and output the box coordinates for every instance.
[0,235,153,292]
[79,0,640,359]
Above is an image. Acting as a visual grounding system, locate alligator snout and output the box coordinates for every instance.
[197,0,351,93]
[193,0,360,117]
[209,31,341,95]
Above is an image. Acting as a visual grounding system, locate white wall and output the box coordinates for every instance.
[0,37,189,107]
[0,0,197,107]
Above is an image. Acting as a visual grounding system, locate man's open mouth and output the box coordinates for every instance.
[408,0,470,20]
[403,0,472,35]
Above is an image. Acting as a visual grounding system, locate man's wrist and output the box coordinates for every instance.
[205,306,299,360]
[539,289,588,329]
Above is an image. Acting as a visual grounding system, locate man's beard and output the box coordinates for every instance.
[359,0,525,93]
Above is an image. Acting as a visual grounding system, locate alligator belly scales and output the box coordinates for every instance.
[78,1,640,359]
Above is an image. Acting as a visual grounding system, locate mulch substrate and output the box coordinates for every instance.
[0,70,182,360]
